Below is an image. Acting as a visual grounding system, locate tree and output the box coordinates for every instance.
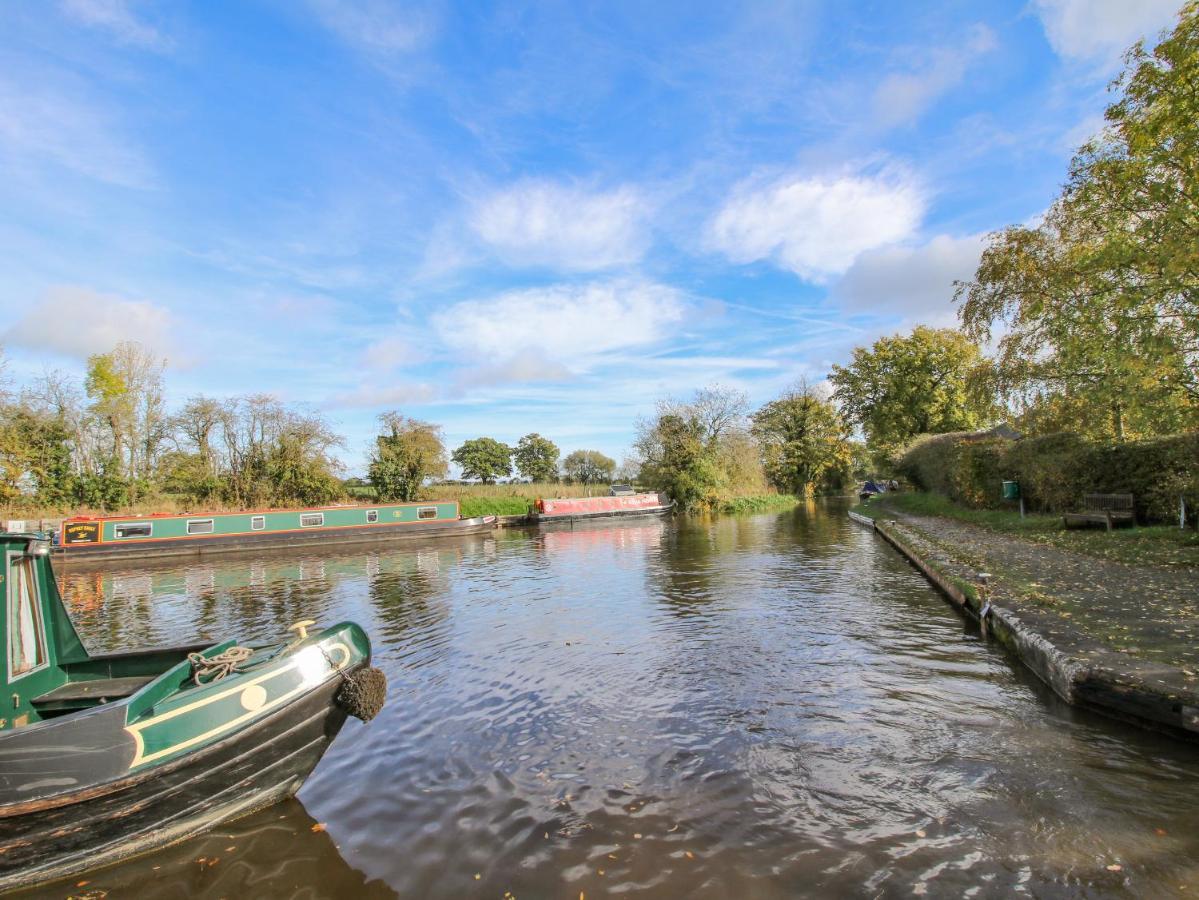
[751,384,852,496]
[635,413,724,508]
[513,433,560,482]
[84,341,167,498]
[368,414,448,501]
[452,437,512,483]
[633,385,764,508]
[829,327,995,452]
[562,449,615,484]
[956,3,1199,438]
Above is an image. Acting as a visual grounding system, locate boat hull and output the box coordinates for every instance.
[532,504,674,524]
[0,672,351,891]
[54,515,497,560]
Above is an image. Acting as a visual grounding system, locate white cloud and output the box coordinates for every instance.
[59,0,168,50]
[708,167,926,281]
[832,233,986,325]
[1033,0,1183,62]
[433,281,687,378]
[4,286,175,359]
[873,26,996,128]
[470,181,649,271]
[307,0,432,53]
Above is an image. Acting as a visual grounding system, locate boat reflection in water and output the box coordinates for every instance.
[45,798,398,899]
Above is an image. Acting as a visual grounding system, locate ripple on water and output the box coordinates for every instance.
[40,505,1199,899]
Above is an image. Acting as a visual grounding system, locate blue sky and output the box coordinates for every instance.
[0,0,1186,474]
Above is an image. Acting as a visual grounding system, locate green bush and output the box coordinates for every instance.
[896,430,1199,523]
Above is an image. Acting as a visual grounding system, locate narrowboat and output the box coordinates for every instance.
[57,500,497,559]
[531,491,673,523]
[0,530,387,891]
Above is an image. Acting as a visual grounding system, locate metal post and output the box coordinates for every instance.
[1019,496,1025,520]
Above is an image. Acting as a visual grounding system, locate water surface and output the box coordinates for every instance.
[40,503,1199,898]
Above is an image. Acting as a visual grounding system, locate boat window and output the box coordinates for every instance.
[251,515,265,531]
[8,556,47,679]
[187,519,215,535]
[114,523,152,539]
[418,507,438,520]
[366,510,378,523]
[300,513,324,528]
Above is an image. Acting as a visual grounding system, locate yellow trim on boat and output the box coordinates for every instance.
[125,642,351,769]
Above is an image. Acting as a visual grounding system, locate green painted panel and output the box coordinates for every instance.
[99,502,460,542]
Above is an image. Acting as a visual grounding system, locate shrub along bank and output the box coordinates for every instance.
[896,430,1199,525]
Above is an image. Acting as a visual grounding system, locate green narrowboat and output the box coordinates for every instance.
[57,501,497,559]
[0,530,387,891]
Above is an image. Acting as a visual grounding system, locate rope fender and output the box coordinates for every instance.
[335,666,388,722]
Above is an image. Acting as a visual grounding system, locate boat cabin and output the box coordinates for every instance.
[2,532,205,730]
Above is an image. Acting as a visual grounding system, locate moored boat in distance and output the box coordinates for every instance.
[531,491,673,523]
[56,501,497,559]
[0,530,387,891]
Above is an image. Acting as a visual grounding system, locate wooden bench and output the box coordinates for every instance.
[1062,493,1135,531]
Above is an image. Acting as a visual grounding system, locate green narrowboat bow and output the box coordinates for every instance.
[0,530,387,892]
[57,500,497,559]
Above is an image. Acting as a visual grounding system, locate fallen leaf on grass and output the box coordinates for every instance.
[1107,864,1123,872]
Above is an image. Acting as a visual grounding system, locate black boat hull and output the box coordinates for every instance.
[0,673,350,892]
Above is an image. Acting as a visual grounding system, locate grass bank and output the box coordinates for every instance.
[717,494,801,514]
[857,491,1199,569]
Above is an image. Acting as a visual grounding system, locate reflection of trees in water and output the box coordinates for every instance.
[368,553,451,652]
[645,502,852,618]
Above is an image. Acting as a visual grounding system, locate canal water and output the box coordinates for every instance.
[42,502,1199,899]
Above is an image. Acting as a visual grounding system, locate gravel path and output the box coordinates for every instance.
[893,512,1199,671]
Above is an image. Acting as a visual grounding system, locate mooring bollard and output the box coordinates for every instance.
[977,572,992,639]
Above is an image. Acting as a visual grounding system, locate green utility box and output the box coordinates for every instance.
[1002,480,1020,500]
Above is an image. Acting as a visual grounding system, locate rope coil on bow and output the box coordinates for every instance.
[188,646,254,685]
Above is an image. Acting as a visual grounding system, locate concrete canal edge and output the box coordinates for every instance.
[848,511,1199,742]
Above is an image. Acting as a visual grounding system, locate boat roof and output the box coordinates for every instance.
[63,499,458,523]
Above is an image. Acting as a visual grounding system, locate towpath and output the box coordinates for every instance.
[857,504,1199,739]
[889,511,1199,671]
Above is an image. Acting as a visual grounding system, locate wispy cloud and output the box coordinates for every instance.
[1033,0,1183,63]
[0,74,154,189]
[470,180,650,271]
[329,381,440,409]
[872,25,996,128]
[307,0,434,54]
[59,0,170,50]
[708,165,925,281]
